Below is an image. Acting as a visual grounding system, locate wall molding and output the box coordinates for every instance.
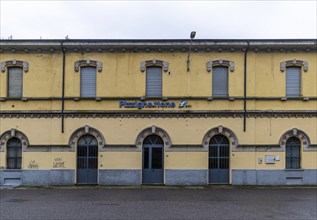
[1,60,29,73]
[135,125,172,150]
[68,125,106,152]
[280,59,308,72]
[279,128,312,151]
[206,59,235,72]
[74,59,103,72]
[140,59,169,72]
[202,125,239,151]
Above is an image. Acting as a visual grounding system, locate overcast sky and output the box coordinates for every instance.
[0,0,316,40]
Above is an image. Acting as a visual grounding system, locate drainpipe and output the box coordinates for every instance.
[61,41,66,133]
[243,41,250,132]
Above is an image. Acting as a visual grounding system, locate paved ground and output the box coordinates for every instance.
[0,187,316,220]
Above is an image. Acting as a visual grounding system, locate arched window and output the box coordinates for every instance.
[7,138,22,169]
[286,137,301,169]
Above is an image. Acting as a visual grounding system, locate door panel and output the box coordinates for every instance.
[77,135,98,184]
[142,135,164,184]
[209,135,230,184]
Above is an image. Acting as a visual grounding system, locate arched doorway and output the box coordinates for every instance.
[209,134,230,184]
[77,134,98,184]
[286,137,301,169]
[142,134,164,184]
[7,138,22,169]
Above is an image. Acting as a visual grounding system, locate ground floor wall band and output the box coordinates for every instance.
[1,169,316,186]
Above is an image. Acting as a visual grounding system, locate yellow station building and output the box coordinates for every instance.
[0,39,316,186]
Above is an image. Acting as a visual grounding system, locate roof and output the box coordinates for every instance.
[0,39,316,53]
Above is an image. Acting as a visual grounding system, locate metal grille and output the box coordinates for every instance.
[143,135,164,145]
[7,138,22,169]
[212,66,228,97]
[77,135,98,169]
[8,67,23,97]
[146,66,162,97]
[286,137,301,169]
[209,135,229,169]
[80,66,96,97]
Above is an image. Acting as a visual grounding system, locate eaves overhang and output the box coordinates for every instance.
[0,39,316,53]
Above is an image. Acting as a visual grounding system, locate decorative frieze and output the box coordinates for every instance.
[280,59,308,72]
[1,60,29,73]
[140,59,169,72]
[74,59,103,72]
[206,59,235,72]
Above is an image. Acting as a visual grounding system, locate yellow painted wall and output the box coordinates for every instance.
[0,50,316,174]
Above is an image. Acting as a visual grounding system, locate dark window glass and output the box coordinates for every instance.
[144,147,149,169]
[151,148,163,169]
[77,135,98,169]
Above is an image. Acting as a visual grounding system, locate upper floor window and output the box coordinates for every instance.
[80,66,96,97]
[212,66,228,97]
[146,66,162,97]
[1,60,29,98]
[8,67,23,97]
[140,60,168,98]
[74,59,103,98]
[207,59,234,97]
[280,59,308,97]
[6,137,22,169]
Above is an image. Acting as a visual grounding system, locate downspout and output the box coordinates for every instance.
[243,41,250,132]
[61,41,66,133]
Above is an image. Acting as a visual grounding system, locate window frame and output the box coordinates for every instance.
[7,66,24,98]
[285,66,302,97]
[80,66,97,98]
[285,137,301,169]
[6,137,22,169]
[145,66,163,98]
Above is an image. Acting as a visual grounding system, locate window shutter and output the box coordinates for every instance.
[80,67,96,97]
[146,67,162,97]
[8,67,23,97]
[286,67,301,96]
[212,66,228,96]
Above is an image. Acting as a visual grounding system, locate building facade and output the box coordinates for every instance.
[0,39,316,186]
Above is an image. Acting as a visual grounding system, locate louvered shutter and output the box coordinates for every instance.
[80,67,96,97]
[286,67,301,97]
[146,67,162,97]
[8,67,23,97]
[212,66,228,96]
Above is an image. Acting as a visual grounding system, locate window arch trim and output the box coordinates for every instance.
[74,59,103,72]
[279,128,312,151]
[206,59,235,72]
[140,59,169,72]
[69,125,105,152]
[1,60,29,73]
[202,125,238,151]
[0,129,29,152]
[135,125,172,151]
[280,59,308,72]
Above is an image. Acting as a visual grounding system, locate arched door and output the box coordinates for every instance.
[209,134,230,184]
[77,135,98,184]
[142,135,164,184]
[286,137,301,169]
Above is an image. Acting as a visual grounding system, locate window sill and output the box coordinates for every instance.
[284,169,304,171]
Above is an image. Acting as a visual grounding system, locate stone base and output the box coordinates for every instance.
[165,169,208,185]
[0,169,75,186]
[99,169,141,185]
[232,169,317,185]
